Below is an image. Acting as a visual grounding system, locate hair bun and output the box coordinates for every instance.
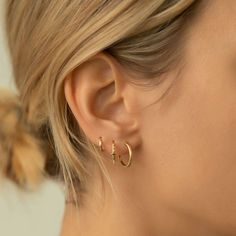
[0,88,45,189]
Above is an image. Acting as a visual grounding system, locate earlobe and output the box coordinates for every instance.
[64,52,141,156]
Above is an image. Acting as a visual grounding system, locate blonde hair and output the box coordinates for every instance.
[2,0,201,201]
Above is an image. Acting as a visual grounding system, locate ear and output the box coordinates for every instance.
[64,51,142,156]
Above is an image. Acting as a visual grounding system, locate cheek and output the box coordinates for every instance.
[140,68,236,229]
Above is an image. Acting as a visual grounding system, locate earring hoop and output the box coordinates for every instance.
[98,136,104,152]
[111,140,116,165]
[118,142,132,167]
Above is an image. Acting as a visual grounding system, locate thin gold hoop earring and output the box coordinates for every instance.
[98,136,104,152]
[118,142,132,167]
[111,140,116,165]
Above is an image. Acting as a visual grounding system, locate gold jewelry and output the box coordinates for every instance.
[118,142,132,167]
[98,136,104,152]
[111,140,116,164]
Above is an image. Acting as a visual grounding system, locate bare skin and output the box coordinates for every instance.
[61,1,236,235]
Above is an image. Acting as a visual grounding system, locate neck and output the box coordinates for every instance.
[60,164,221,236]
[61,192,153,236]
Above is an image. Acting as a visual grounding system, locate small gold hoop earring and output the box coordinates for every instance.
[118,142,132,167]
[111,140,116,165]
[98,136,104,152]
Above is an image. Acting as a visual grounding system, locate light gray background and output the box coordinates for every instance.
[0,1,65,236]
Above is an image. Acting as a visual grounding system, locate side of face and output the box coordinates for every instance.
[139,0,236,232]
[64,0,236,233]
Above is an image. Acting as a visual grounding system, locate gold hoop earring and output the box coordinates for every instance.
[98,136,104,152]
[111,140,116,165]
[118,142,132,167]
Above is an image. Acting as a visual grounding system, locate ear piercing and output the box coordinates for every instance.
[98,136,104,152]
[118,142,132,167]
[97,136,133,167]
[111,140,116,165]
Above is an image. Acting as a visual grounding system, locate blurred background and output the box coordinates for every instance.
[0,1,65,236]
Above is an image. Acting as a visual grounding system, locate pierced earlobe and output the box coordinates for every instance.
[97,137,133,167]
